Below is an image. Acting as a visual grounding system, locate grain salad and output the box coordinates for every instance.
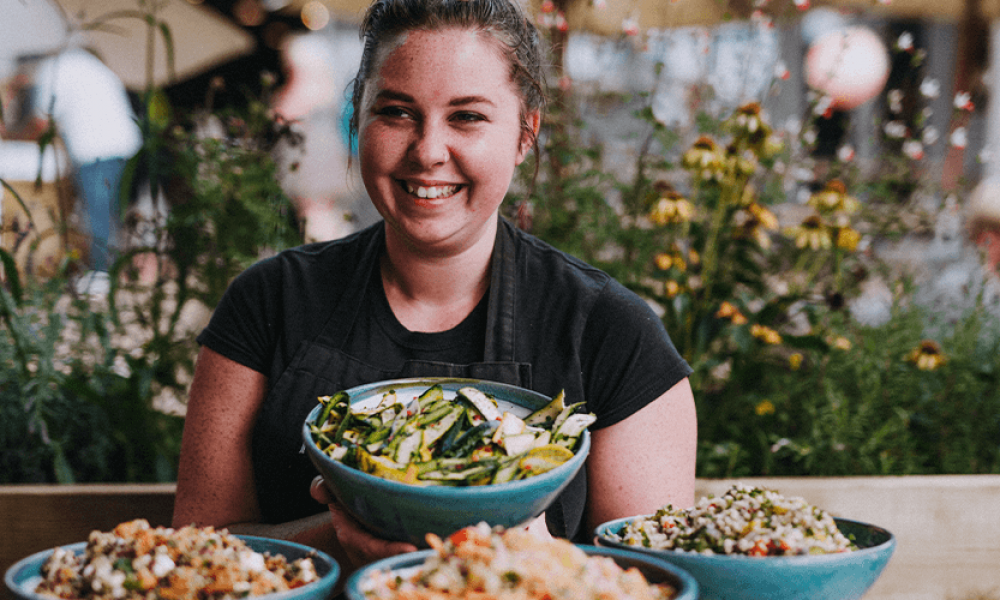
[358,523,678,600]
[605,484,856,556]
[34,519,319,600]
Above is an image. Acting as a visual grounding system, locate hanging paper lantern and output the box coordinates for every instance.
[805,26,890,110]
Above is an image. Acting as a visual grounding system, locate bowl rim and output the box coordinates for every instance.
[593,515,896,564]
[344,544,700,600]
[301,377,591,495]
[5,535,341,600]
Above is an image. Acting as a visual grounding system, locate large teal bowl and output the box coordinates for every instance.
[343,545,699,600]
[5,535,340,600]
[302,378,591,548]
[595,517,895,600]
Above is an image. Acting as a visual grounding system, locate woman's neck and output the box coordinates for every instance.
[380,225,496,333]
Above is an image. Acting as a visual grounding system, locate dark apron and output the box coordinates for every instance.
[252,223,546,527]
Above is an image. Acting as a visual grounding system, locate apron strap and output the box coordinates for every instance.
[483,218,517,363]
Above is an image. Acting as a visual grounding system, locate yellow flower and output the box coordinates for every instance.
[907,340,947,371]
[836,227,862,251]
[751,324,782,345]
[789,215,832,250]
[650,193,695,225]
[726,144,758,178]
[736,202,780,249]
[682,136,724,179]
[655,252,686,272]
[664,280,682,298]
[831,336,852,351]
[727,102,773,151]
[808,180,861,215]
[755,399,776,416]
[788,353,803,370]
[716,301,747,325]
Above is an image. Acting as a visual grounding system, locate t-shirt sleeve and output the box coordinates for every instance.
[196,258,281,375]
[580,279,692,429]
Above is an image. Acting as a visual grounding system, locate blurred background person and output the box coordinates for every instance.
[4,48,142,295]
[272,31,376,242]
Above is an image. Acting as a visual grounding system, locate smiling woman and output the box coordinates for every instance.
[172,0,697,590]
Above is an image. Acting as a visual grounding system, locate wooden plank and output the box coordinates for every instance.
[696,476,1000,600]
[0,484,176,600]
[3,477,999,600]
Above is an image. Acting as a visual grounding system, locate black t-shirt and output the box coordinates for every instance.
[197,219,691,538]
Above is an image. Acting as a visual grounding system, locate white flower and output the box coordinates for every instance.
[903,139,925,160]
[954,91,974,111]
[784,117,803,137]
[922,126,940,146]
[897,32,914,51]
[950,127,968,149]
[813,96,833,116]
[837,145,855,162]
[887,89,904,114]
[883,120,907,138]
[802,128,818,145]
[773,60,790,80]
[771,438,792,453]
[622,15,639,36]
[920,78,941,99]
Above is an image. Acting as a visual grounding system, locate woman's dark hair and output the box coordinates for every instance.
[347,0,547,155]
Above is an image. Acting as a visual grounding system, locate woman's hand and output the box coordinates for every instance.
[310,476,417,570]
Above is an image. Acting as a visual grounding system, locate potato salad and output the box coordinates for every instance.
[34,519,318,600]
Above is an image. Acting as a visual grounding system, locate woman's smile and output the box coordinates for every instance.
[358,27,536,253]
[399,180,465,201]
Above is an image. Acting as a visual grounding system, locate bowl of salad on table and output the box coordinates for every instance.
[302,378,594,547]
[344,522,698,600]
[4,519,340,600]
[594,484,896,600]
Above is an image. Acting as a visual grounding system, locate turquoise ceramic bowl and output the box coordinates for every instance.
[5,535,340,600]
[302,378,591,548]
[343,545,699,600]
[595,517,895,600]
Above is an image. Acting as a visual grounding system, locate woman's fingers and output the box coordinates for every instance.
[310,476,417,569]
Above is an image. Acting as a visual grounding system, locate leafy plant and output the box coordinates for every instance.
[0,74,300,484]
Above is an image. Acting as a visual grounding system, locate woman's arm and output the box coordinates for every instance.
[174,346,268,529]
[584,377,697,534]
[174,347,412,580]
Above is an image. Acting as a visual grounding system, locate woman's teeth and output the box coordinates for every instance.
[405,183,459,199]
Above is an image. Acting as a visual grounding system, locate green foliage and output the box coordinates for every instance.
[515,47,1000,477]
[698,302,1000,478]
[0,80,300,484]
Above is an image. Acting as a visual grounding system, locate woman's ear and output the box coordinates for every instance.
[516,110,542,165]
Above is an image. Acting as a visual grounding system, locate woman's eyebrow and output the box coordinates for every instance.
[374,89,414,103]
[450,95,495,107]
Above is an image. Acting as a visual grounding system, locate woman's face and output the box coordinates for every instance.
[358,27,535,256]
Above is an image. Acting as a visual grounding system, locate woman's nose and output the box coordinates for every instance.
[407,120,449,168]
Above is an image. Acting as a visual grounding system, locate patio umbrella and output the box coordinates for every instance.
[0,0,256,91]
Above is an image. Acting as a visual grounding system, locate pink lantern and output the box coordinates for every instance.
[805,26,890,110]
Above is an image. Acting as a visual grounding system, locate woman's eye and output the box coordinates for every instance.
[453,112,486,123]
[376,106,410,118]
